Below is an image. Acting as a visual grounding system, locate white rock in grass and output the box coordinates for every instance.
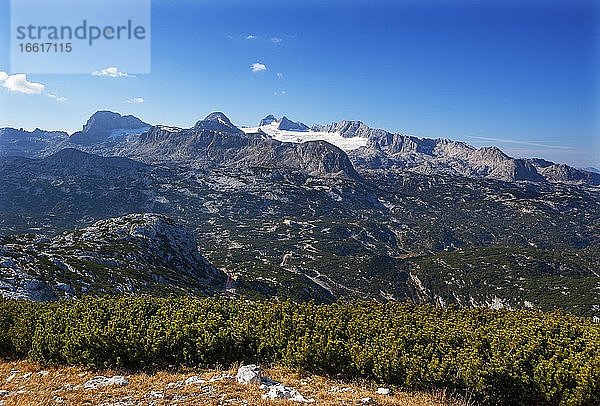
[5,371,18,382]
[84,375,129,390]
[235,364,261,385]
[165,381,183,389]
[209,373,234,382]
[376,387,391,395]
[262,384,314,403]
[145,391,164,399]
[184,376,206,385]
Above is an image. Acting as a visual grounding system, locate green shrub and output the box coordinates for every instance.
[0,296,598,405]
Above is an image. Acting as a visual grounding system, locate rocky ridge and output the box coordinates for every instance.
[0,213,225,300]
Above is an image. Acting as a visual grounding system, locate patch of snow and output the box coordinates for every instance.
[241,123,368,152]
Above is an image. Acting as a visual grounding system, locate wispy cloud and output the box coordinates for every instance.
[274,90,287,96]
[467,136,578,151]
[245,34,258,40]
[251,63,267,73]
[92,67,134,78]
[276,72,284,79]
[126,97,144,104]
[47,93,67,102]
[0,72,45,94]
[270,37,283,44]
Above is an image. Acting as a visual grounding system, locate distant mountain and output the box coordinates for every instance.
[69,111,150,146]
[582,166,600,174]
[313,120,388,139]
[0,149,160,230]
[195,112,245,134]
[0,127,68,158]
[315,119,598,185]
[123,112,360,179]
[259,114,277,126]
[0,111,596,185]
[0,214,226,300]
[257,115,309,131]
[277,116,309,131]
[527,159,600,185]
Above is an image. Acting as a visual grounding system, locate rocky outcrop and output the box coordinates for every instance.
[232,138,360,179]
[0,214,226,301]
[235,365,314,403]
[235,365,261,385]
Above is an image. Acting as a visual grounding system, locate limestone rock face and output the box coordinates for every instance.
[70,111,150,146]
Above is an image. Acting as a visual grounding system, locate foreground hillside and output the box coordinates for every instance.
[1,297,598,405]
[0,360,457,405]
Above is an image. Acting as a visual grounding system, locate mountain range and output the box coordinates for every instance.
[2,111,597,185]
[0,111,598,316]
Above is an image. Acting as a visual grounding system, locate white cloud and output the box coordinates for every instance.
[126,97,144,104]
[92,67,133,78]
[270,37,283,44]
[47,93,67,102]
[0,71,66,101]
[274,90,287,96]
[246,34,257,40]
[251,63,267,73]
[276,72,284,79]
[467,136,577,151]
[0,72,45,94]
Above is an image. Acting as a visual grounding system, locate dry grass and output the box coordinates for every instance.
[0,360,466,405]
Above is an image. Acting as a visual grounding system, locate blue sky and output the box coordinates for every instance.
[0,0,598,167]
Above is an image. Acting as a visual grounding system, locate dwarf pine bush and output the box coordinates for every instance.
[0,296,598,405]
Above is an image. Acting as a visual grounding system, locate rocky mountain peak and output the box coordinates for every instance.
[81,111,149,134]
[69,111,150,146]
[259,114,277,126]
[204,112,234,126]
[277,116,309,132]
[194,112,243,134]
